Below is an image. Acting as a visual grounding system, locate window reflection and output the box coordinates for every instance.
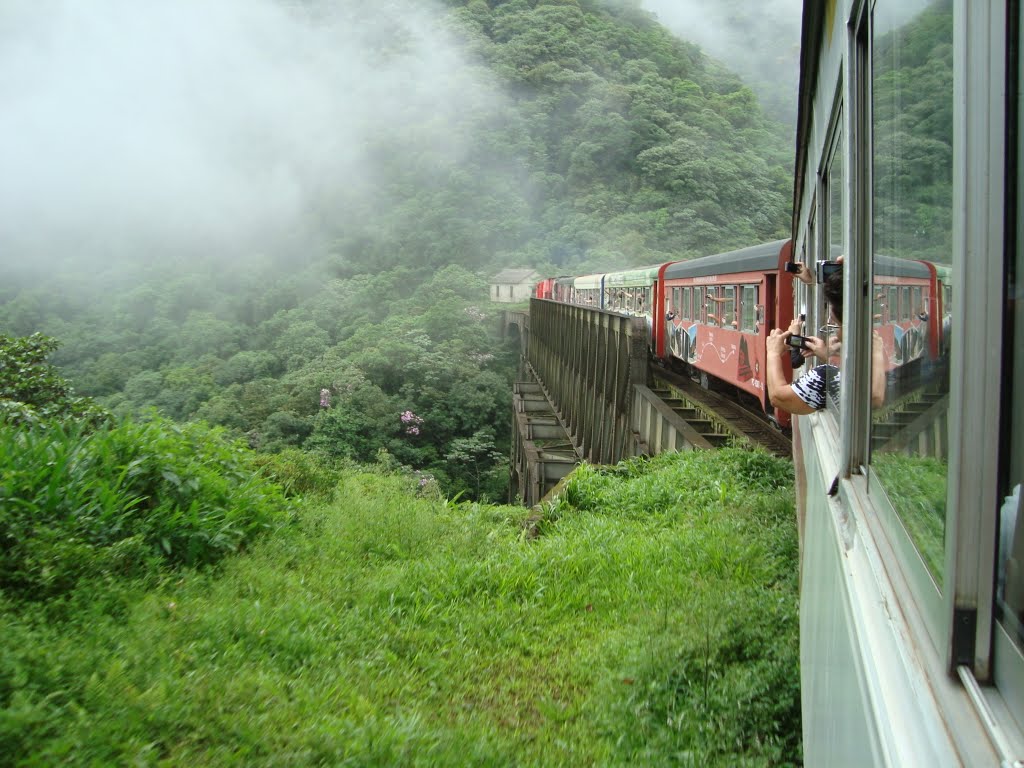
[870,0,953,588]
[824,134,843,413]
[998,62,1024,651]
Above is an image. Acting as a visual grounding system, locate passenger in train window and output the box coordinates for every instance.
[792,262,814,285]
[766,266,887,414]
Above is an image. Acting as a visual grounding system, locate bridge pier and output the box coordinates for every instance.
[511,300,721,507]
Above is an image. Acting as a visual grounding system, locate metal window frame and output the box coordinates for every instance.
[843,4,873,475]
[820,96,848,432]
[944,0,1005,682]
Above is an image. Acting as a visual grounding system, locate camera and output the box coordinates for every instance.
[787,334,810,350]
[784,261,802,273]
[816,260,841,283]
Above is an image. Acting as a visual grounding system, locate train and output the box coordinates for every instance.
[534,239,950,427]
[787,0,1022,764]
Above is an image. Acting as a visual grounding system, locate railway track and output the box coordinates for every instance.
[649,367,794,459]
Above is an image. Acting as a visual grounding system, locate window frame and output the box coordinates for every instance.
[741,284,758,334]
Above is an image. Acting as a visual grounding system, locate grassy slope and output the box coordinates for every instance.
[2,449,799,766]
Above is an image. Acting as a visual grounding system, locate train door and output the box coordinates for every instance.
[765,274,777,331]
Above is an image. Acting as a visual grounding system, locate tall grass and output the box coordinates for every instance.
[2,448,799,766]
[0,416,293,599]
[872,452,947,582]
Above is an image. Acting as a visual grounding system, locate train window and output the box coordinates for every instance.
[741,285,757,333]
[997,3,1024,674]
[722,286,736,328]
[1000,239,1024,661]
[821,128,844,416]
[805,208,818,338]
[870,0,953,590]
[681,287,689,321]
[706,287,719,327]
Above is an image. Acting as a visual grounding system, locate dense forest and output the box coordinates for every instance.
[0,0,794,499]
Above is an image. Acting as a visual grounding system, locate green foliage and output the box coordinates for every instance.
[550,448,800,765]
[873,3,954,264]
[0,416,293,600]
[249,448,342,500]
[0,448,799,766]
[872,452,947,583]
[0,333,107,427]
[444,429,509,501]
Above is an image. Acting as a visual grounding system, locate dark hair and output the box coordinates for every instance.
[824,266,843,322]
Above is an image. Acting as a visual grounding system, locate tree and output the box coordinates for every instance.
[444,429,509,501]
[0,334,107,425]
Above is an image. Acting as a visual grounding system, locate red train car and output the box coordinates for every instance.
[657,240,797,424]
[872,256,944,371]
[534,277,557,300]
[532,238,948,430]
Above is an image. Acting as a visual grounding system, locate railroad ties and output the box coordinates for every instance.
[649,368,794,459]
[510,374,580,508]
[871,383,949,458]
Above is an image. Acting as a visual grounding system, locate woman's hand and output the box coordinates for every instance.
[872,330,884,361]
[767,327,790,357]
[800,335,828,361]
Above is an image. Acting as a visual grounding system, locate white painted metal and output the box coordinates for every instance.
[796,0,1024,764]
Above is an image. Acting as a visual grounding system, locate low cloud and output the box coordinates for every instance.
[0,0,488,273]
[638,0,802,125]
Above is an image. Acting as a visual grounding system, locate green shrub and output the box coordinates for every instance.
[250,448,342,499]
[0,417,293,599]
[0,333,108,427]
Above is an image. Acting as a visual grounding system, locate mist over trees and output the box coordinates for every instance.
[0,0,796,500]
[634,0,803,128]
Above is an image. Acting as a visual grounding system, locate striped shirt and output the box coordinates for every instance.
[791,364,840,411]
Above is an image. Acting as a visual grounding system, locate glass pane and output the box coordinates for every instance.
[823,133,844,415]
[742,285,757,333]
[870,0,953,589]
[999,247,1024,653]
[707,287,719,327]
[997,22,1024,653]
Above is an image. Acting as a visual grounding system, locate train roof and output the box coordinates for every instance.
[573,273,604,289]
[604,264,664,287]
[874,254,934,279]
[663,240,788,281]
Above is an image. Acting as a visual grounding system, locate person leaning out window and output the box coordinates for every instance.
[765,265,887,416]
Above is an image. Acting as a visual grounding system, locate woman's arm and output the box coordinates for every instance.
[766,328,817,415]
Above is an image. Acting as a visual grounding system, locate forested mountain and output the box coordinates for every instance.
[636,0,802,127]
[0,0,794,499]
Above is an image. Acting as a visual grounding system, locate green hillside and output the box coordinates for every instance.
[0,1,792,500]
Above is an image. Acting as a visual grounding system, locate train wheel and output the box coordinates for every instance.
[700,371,710,390]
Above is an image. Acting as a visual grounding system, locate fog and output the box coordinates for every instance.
[638,0,803,126]
[0,0,490,276]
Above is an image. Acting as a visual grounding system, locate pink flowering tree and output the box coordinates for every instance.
[400,409,424,436]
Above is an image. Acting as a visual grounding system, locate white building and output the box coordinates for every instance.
[489,268,540,303]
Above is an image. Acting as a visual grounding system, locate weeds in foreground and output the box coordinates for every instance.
[0,416,293,599]
[2,448,800,766]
